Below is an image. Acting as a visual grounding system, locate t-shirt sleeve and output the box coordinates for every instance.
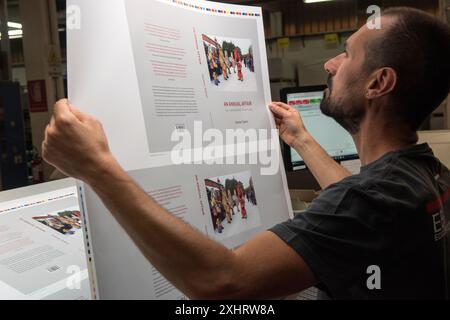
[270,183,394,297]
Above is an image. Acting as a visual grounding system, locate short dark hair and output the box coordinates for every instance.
[364,7,450,130]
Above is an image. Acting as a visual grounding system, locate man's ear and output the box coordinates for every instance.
[366,67,398,99]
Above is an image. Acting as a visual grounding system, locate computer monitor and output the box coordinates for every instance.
[281,85,359,171]
[0,179,92,300]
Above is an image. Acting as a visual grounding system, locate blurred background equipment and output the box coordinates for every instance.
[0,81,28,190]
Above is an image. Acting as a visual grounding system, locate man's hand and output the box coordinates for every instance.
[269,102,309,149]
[270,101,352,189]
[42,99,114,182]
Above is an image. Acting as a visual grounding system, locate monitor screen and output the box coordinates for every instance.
[0,179,92,300]
[282,86,358,170]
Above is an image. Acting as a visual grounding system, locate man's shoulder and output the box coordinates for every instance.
[309,178,366,215]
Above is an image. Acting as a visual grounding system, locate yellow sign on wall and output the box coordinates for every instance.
[47,45,61,66]
[277,37,290,49]
[324,33,339,44]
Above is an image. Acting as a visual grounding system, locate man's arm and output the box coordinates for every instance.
[42,100,317,299]
[270,102,352,189]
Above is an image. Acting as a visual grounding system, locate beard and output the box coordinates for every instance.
[320,77,365,135]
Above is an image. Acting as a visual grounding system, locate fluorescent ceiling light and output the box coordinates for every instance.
[8,29,23,37]
[0,29,23,39]
[7,22,22,29]
[0,22,24,39]
[304,0,335,3]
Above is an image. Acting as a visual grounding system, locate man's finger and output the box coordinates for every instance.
[269,104,290,118]
[44,124,50,141]
[272,102,291,111]
[42,141,50,163]
[53,99,78,123]
[69,104,89,122]
[272,112,283,121]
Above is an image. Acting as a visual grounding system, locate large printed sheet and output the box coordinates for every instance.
[68,0,293,299]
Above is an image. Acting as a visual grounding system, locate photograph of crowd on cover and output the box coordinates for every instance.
[205,171,261,240]
[33,210,82,236]
[202,34,257,92]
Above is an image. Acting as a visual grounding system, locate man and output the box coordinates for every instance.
[43,8,450,299]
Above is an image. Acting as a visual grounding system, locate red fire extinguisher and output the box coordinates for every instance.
[29,147,44,184]
[31,157,44,184]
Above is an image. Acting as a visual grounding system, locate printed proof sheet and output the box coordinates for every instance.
[68,0,293,299]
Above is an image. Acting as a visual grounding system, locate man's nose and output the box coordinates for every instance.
[324,55,341,76]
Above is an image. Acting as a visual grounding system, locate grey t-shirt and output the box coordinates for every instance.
[271,144,450,299]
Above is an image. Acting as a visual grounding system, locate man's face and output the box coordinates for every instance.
[320,24,385,134]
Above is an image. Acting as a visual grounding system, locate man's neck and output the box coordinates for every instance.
[352,115,418,166]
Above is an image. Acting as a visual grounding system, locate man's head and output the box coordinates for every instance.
[321,7,450,135]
